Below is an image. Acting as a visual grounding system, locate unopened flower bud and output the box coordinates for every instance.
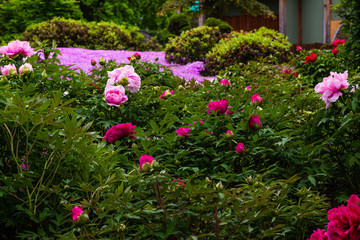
[247,176,253,184]
[41,69,47,79]
[99,57,106,65]
[224,130,234,140]
[216,181,224,190]
[118,223,126,232]
[91,59,96,66]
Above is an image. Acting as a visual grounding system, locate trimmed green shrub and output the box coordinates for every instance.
[205,17,233,34]
[167,13,192,36]
[203,27,292,75]
[0,0,82,41]
[23,18,161,51]
[165,26,225,64]
[155,29,177,45]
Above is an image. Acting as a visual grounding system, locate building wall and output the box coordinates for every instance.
[286,0,298,43]
[301,0,324,44]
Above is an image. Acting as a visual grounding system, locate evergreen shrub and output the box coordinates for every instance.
[205,17,233,34]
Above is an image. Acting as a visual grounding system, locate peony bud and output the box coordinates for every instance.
[118,223,126,232]
[247,176,253,184]
[99,57,106,65]
[41,69,47,79]
[224,130,234,140]
[248,115,261,129]
[216,181,224,190]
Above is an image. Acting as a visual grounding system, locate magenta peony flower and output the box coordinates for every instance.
[314,71,349,109]
[296,45,302,51]
[307,229,328,240]
[104,85,128,107]
[326,194,360,240]
[103,123,136,143]
[305,52,317,64]
[0,40,35,58]
[19,63,33,74]
[176,127,191,137]
[220,79,230,86]
[251,94,262,104]
[107,65,141,93]
[206,99,229,115]
[133,52,141,60]
[159,89,173,99]
[139,155,154,170]
[0,64,17,75]
[235,142,245,154]
[249,115,261,129]
[72,206,83,222]
[245,86,251,91]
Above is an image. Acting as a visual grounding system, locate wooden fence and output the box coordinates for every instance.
[222,15,279,32]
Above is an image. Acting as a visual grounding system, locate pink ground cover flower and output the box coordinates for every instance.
[307,229,328,240]
[251,94,262,104]
[103,123,136,143]
[107,65,141,93]
[139,155,154,170]
[249,115,261,129]
[206,99,229,115]
[159,89,173,99]
[1,64,17,75]
[19,63,33,74]
[220,79,230,86]
[176,127,191,137]
[327,194,360,240]
[72,206,83,222]
[314,71,349,109]
[0,40,35,58]
[235,142,245,154]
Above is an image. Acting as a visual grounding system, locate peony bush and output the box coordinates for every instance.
[0,36,360,239]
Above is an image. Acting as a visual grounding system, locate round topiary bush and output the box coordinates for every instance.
[165,26,226,65]
[205,17,233,34]
[203,27,292,75]
[167,13,192,36]
[23,17,160,51]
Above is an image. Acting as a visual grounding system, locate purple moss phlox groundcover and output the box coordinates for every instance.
[57,48,216,83]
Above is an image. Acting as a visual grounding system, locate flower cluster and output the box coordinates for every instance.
[314,71,349,109]
[307,194,360,240]
[0,40,35,58]
[331,39,345,55]
[172,178,186,188]
[103,123,136,143]
[304,52,317,64]
[1,63,34,76]
[104,65,141,107]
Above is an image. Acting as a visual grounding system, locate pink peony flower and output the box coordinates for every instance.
[107,65,141,93]
[245,86,251,91]
[327,194,360,240]
[1,64,17,75]
[104,85,128,107]
[220,79,230,87]
[189,120,204,127]
[296,45,302,51]
[0,40,35,58]
[103,123,136,143]
[314,71,349,109]
[332,39,345,48]
[235,142,246,154]
[139,155,154,170]
[249,115,261,129]
[251,94,262,104]
[331,48,339,55]
[176,127,191,137]
[159,89,173,99]
[72,206,83,222]
[307,229,328,240]
[206,99,229,115]
[19,63,33,74]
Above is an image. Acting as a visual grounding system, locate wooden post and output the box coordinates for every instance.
[298,0,302,44]
[323,0,331,43]
[279,0,287,35]
[198,0,205,26]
